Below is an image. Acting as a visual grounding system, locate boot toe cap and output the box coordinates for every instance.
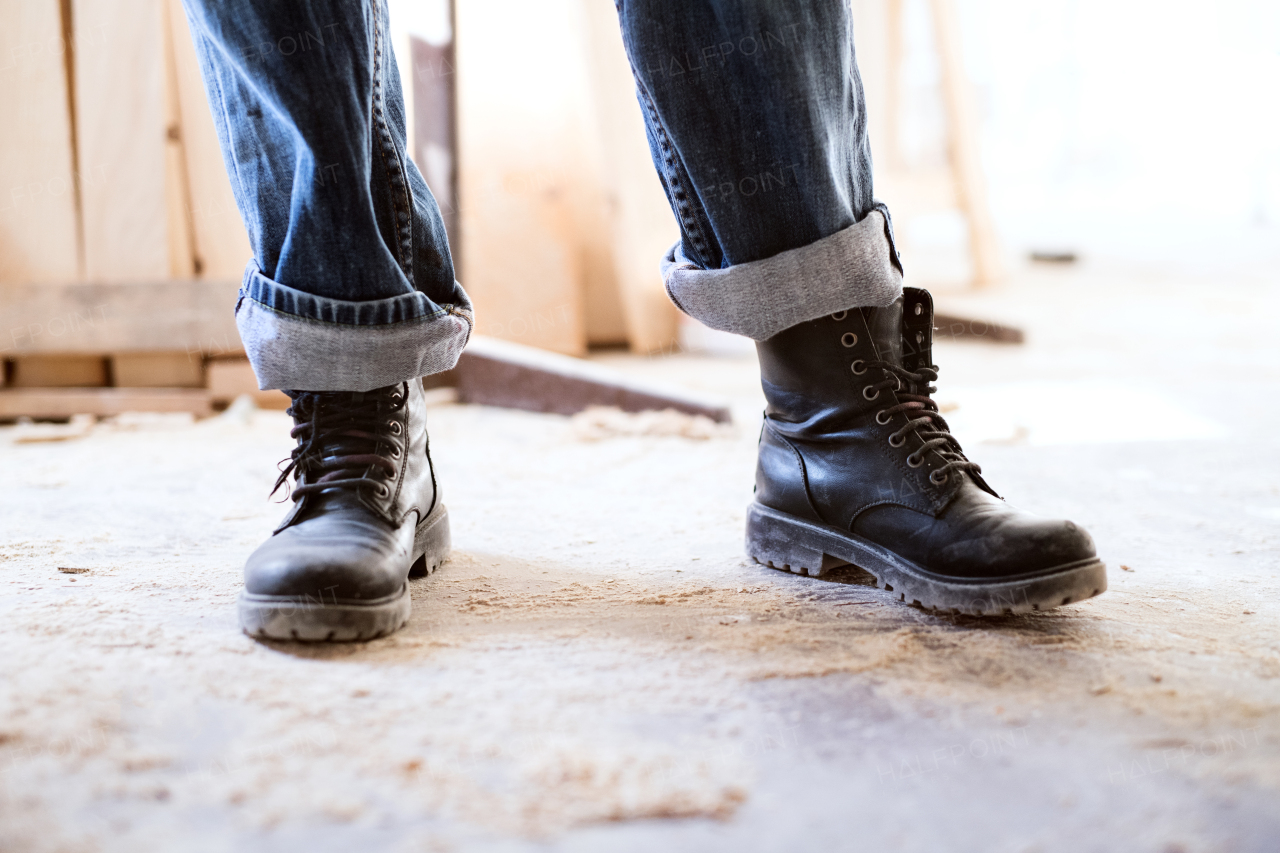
[854,496,1098,581]
[243,522,409,602]
[934,515,1097,579]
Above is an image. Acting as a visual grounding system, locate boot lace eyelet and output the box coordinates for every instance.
[851,360,867,375]
[841,332,858,347]
[906,453,924,468]
[830,310,848,321]
[271,385,417,506]
[914,303,923,316]
[875,410,891,425]
[929,470,948,485]
[862,385,880,401]
[916,331,924,345]
[888,433,905,447]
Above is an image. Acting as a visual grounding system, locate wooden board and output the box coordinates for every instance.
[0,387,211,419]
[0,0,82,285]
[112,352,204,387]
[166,0,253,280]
[0,279,241,356]
[73,0,170,283]
[161,0,196,279]
[454,0,589,356]
[10,355,107,387]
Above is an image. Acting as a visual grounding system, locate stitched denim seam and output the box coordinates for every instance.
[369,0,414,284]
[444,303,474,335]
[635,80,713,262]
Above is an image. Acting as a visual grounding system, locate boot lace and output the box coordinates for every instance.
[270,383,407,502]
[861,362,980,486]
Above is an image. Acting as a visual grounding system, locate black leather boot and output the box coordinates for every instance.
[238,380,450,641]
[747,288,1106,615]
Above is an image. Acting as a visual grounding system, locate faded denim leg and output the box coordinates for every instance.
[616,0,903,340]
[181,0,471,391]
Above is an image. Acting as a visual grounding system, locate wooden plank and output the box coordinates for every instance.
[0,279,241,356]
[112,352,204,387]
[73,0,170,283]
[929,0,1003,288]
[206,358,290,409]
[0,0,82,285]
[406,32,460,254]
[454,336,730,422]
[10,355,107,387]
[578,0,679,354]
[166,0,253,279]
[161,0,196,279]
[454,0,588,356]
[883,0,906,172]
[847,0,900,173]
[0,387,211,419]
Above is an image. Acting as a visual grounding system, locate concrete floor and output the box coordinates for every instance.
[2,261,1278,852]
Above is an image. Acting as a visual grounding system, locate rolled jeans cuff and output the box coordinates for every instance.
[234,263,474,392]
[660,208,904,341]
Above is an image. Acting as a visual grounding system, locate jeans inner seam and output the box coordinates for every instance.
[636,81,713,260]
[369,0,414,284]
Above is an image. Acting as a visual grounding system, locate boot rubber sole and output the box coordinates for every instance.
[745,502,1106,616]
[238,503,451,642]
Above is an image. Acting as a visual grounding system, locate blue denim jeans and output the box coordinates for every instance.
[182,0,902,391]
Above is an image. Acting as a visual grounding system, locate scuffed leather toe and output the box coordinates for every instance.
[853,485,1097,580]
[244,494,412,601]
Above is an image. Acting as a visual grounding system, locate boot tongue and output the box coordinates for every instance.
[863,296,905,365]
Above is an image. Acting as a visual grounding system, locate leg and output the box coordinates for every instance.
[181,0,456,640]
[182,0,471,392]
[616,0,902,339]
[617,0,1106,613]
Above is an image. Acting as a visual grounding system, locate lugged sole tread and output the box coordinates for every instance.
[745,501,1107,616]
[748,545,1107,617]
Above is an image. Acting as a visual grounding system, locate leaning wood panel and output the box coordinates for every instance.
[73,0,170,283]
[161,0,196,279]
[929,0,1003,287]
[166,0,253,280]
[455,0,588,356]
[0,0,81,285]
[578,0,679,355]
